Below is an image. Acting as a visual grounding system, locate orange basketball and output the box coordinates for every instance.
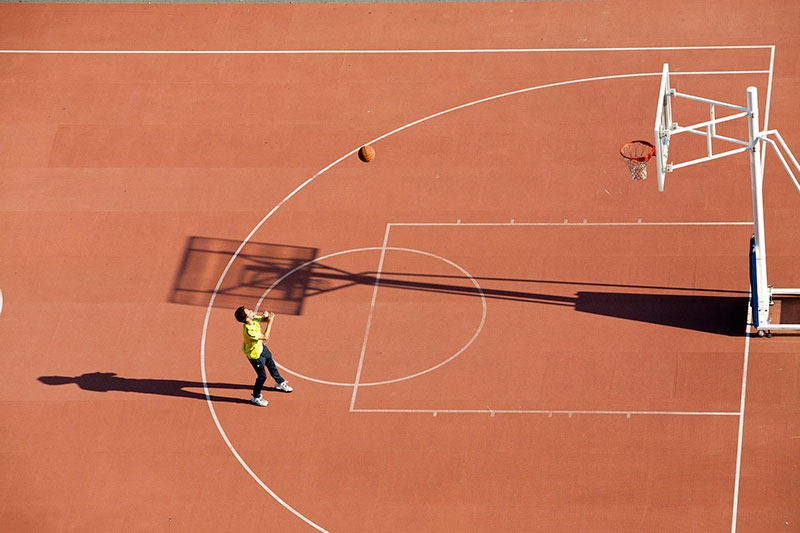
[358,145,376,163]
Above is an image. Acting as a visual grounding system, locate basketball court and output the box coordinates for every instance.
[1,2,799,531]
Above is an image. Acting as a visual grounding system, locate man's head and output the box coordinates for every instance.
[234,306,249,323]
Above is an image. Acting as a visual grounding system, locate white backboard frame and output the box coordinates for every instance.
[654,63,673,192]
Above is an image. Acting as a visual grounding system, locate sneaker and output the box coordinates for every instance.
[250,395,269,407]
[275,381,293,392]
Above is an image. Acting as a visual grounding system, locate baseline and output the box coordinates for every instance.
[0,45,776,54]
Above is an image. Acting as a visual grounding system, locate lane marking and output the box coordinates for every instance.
[350,230,392,411]
[351,231,391,408]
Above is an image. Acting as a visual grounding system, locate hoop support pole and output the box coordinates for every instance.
[747,86,771,329]
[670,147,750,171]
[670,111,750,138]
[761,131,800,194]
[673,90,749,112]
[659,77,800,333]
[771,288,800,296]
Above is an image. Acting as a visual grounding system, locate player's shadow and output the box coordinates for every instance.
[38,372,252,404]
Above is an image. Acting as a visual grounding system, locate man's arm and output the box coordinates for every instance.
[261,312,275,341]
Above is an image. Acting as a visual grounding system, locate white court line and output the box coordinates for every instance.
[349,227,392,411]
[0,45,776,54]
[352,409,740,417]
[389,221,754,227]
[763,46,776,138]
[731,304,753,533]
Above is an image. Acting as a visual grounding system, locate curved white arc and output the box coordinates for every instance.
[201,70,667,531]
[200,292,330,532]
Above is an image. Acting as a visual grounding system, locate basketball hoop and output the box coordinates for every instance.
[620,140,656,181]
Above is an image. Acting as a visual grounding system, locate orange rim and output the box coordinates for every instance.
[620,140,656,162]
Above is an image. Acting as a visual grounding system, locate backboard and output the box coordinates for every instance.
[654,63,674,192]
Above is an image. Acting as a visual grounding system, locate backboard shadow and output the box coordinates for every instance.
[169,236,318,315]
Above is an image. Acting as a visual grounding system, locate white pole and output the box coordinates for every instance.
[747,87,770,328]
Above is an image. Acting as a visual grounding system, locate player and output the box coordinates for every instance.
[234,306,293,406]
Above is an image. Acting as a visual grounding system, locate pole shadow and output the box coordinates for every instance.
[305,263,750,336]
[38,372,253,404]
[574,292,749,336]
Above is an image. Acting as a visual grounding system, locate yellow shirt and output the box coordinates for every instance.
[241,316,264,359]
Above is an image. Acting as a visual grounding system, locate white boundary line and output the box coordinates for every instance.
[0,45,775,54]
[763,46,776,133]
[389,221,754,227]
[731,305,753,532]
[353,408,740,417]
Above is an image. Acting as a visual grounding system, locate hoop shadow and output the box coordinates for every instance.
[38,372,252,404]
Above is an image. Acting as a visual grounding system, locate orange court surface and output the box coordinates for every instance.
[2,2,800,531]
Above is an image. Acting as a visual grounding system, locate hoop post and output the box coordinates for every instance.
[648,69,800,334]
[747,86,771,329]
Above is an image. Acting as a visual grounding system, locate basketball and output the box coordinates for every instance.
[358,145,376,163]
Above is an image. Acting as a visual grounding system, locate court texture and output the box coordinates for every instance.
[1,2,799,531]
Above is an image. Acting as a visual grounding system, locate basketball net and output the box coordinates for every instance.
[620,140,656,181]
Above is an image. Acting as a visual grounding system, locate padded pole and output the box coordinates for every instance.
[749,235,759,328]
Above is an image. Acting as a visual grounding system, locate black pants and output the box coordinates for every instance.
[248,346,284,397]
